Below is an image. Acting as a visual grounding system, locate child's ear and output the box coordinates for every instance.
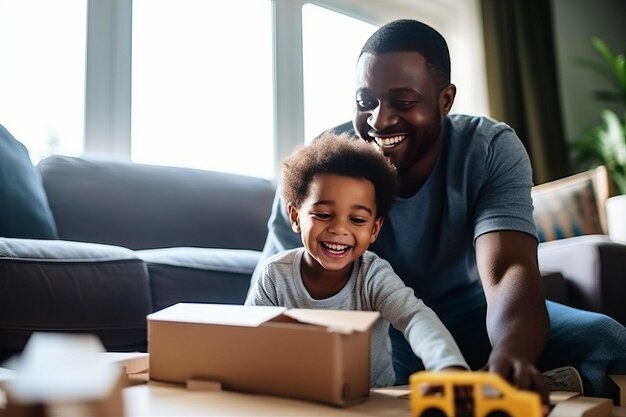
[370,217,384,243]
[287,203,301,233]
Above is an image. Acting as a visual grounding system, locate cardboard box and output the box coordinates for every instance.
[0,333,126,417]
[147,303,379,407]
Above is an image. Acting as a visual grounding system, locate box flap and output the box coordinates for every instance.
[148,303,287,327]
[610,374,626,406]
[101,352,149,375]
[283,309,380,333]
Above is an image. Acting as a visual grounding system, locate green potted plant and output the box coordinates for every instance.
[571,37,626,242]
[571,37,626,192]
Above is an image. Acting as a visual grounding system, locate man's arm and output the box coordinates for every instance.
[475,230,549,405]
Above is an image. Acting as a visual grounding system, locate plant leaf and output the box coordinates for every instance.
[601,109,626,166]
[592,37,616,68]
[573,57,615,85]
[615,54,626,100]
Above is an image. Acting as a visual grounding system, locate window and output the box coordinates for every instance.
[302,3,377,142]
[0,0,87,163]
[131,0,274,178]
[0,0,487,179]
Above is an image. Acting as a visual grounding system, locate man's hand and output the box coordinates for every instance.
[487,350,550,416]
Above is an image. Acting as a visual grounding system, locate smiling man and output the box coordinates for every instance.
[251,19,626,406]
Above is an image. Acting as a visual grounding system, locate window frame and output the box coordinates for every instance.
[84,0,486,178]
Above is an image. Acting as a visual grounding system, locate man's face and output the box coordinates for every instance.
[353,51,455,175]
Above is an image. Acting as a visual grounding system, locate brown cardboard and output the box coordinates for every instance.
[549,396,612,417]
[550,390,582,404]
[611,375,626,407]
[186,379,222,392]
[546,375,626,417]
[147,303,380,407]
[102,352,149,376]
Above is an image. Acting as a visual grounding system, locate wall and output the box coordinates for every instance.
[552,0,626,146]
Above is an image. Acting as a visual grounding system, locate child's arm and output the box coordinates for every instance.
[367,258,469,371]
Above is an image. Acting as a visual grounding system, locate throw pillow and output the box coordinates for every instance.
[0,123,58,239]
[531,169,605,243]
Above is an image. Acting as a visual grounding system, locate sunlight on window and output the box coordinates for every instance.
[302,3,377,142]
[131,0,273,179]
[0,0,86,163]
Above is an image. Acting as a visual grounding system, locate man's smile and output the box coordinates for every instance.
[371,134,407,148]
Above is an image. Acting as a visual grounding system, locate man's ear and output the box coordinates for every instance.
[439,83,456,116]
[287,203,301,233]
[370,217,384,243]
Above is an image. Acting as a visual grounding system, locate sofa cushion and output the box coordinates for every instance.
[137,247,259,312]
[38,155,276,251]
[0,123,58,239]
[0,238,151,363]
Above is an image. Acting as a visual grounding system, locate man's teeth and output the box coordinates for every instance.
[375,135,405,147]
[323,242,349,251]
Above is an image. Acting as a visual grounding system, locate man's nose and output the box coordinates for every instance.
[368,105,397,131]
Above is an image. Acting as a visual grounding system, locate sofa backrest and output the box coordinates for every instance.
[38,155,276,251]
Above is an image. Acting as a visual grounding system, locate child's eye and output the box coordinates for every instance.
[312,212,331,220]
[351,217,368,225]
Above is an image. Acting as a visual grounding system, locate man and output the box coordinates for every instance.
[251,19,626,404]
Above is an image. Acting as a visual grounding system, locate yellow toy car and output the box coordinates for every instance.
[410,371,542,417]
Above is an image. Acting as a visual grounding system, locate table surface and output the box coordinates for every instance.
[4,366,626,417]
[122,380,626,417]
[123,381,411,417]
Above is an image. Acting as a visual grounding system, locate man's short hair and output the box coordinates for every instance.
[360,19,451,88]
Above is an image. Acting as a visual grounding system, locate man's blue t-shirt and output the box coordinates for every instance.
[252,114,537,306]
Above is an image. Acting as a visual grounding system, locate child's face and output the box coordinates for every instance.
[288,173,382,274]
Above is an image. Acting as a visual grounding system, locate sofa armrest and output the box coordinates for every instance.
[538,234,626,326]
[0,238,152,363]
[541,271,568,305]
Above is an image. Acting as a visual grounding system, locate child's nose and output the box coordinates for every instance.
[328,218,349,234]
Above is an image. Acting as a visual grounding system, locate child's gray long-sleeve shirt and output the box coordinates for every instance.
[245,247,468,387]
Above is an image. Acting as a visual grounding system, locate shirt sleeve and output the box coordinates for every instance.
[244,261,279,306]
[473,126,537,241]
[366,258,469,371]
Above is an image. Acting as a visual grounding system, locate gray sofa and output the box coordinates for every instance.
[1,155,625,364]
[0,155,275,362]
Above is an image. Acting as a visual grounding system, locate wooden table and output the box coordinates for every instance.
[122,380,626,417]
[123,381,411,417]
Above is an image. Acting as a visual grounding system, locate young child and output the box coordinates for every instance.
[245,132,468,387]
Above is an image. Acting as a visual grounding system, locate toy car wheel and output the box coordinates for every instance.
[420,408,446,417]
[485,411,511,417]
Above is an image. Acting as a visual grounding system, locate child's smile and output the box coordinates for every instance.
[289,173,383,297]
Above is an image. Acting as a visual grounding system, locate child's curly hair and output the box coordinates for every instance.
[281,132,397,218]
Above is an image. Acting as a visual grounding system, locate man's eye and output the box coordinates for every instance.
[393,100,416,109]
[356,98,376,110]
